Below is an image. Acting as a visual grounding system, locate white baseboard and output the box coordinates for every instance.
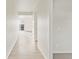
[53,51,72,54]
[6,38,18,59]
[38,45,48,59]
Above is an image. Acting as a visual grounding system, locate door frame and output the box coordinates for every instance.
[49,0,54,59]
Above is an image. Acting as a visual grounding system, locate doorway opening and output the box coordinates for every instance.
[18,14,34,40]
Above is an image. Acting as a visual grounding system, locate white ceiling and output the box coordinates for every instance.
[16,0,39,12]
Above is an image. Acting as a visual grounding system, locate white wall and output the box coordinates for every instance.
[53,0,72,53]
[35,0,50,59]
[16,0,39,12]
[36,0,72,58]
[6,0,18,58]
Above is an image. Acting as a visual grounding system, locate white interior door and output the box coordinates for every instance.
[23,15,34,40]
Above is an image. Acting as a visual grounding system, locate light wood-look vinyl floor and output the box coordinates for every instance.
[8,32,44,59]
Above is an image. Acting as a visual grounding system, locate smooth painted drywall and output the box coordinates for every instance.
[16,0,39,12]
[6,0,18,58]
[53,0,72,53]
[36,0,50,59]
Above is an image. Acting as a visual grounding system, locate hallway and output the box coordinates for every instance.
[8,31,44,59]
